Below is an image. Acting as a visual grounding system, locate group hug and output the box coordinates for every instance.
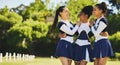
[54,2,114,65]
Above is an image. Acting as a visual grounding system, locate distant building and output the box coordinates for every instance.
[10,4,27,13]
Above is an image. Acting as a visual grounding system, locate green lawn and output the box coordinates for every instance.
[0,57,120,65]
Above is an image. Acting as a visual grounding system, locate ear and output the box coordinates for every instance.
[99,9,103,13]
[59,12,62,16]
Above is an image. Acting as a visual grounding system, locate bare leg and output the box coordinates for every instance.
[68,59,72,65]
[80,60,87,65]
[59,57,69,65]
[94,58,99,65]
[98,57,108,65]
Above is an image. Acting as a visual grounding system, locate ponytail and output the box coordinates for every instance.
[95,2,107,14]
[101,2,107,14]
[52,9,59,30]
[51,6,65,32]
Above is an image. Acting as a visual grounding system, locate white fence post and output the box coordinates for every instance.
[26,54,29,61]
[17,53,19,60]
[9,53,12,61]
[0,53,2,63]
[22,54,25,61]
[51,56,53,59]
[5,52,8,61]
[1,52,35,62]
[19,54,22,61]
[13,52,16,61]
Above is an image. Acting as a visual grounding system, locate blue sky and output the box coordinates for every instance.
[0,0,68,8]
[0,0,118,13]
[0,0,35,8]
[0,0,106,8]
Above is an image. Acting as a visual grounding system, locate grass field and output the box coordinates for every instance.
[0,57,120,65]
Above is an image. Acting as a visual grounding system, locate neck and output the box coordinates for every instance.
[61,17,68,22]
[97,14,103,19]
[82,19,88,23]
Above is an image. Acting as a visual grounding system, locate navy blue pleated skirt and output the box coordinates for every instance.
[93,39,114,58]
[73,44,93,62]
[54,40,73,59]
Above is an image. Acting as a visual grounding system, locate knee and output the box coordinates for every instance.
[99,62,105,65]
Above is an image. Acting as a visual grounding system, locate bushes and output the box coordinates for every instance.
[107,14,120,35]
[6,19,49,54]
[109,32,120,53]
[33,22,59,56]
[6,20,58,56]
[115,53,120,60]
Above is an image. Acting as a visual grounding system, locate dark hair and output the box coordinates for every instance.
[95,2,107,14]
[52,6,65,29]
[80,5,93,18]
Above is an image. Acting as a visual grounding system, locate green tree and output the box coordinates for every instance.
[0,6,22,53]
[107,14,120,34]
[7,19,48,52]
[67,0,96,22]
[108,0,120,13]
[109,32,120,52]
[20,0,50,21]
[109,0,120,8]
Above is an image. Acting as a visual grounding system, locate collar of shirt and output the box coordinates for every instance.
[81,22,89,25]
[60,19,69,24]
[60,19,73,27]
[97,15,105,22]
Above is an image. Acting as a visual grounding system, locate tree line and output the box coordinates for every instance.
[0,0,120,60]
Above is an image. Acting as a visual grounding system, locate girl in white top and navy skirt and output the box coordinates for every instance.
[73,6,94,65]
[54,6,81,65]
[89,2,114,65]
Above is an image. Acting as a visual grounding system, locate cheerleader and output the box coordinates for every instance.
[89,2,114,65]
[73,5,93,65]
[54,6,81,65]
